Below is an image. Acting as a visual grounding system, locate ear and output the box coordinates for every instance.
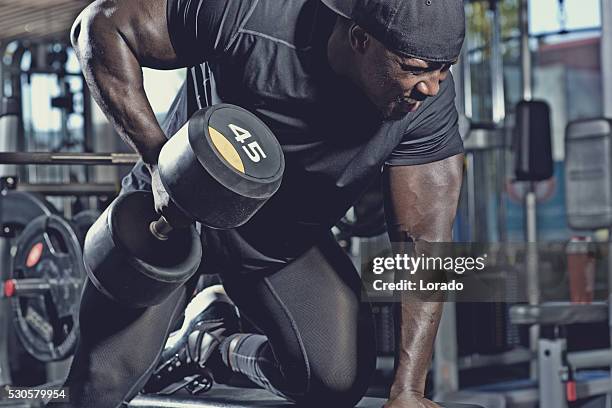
[348,24,370,54]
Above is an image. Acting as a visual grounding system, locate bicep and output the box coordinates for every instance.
[383,154,464,242]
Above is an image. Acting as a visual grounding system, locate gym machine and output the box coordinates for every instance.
[448,119,612,407]
[434,0,612,406]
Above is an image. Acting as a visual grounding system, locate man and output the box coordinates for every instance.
[59,0,465,407]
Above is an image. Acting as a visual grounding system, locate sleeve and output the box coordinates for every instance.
[385,73,464,166]
[166,0,252,61]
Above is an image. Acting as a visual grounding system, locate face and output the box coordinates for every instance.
[350,29,454,120]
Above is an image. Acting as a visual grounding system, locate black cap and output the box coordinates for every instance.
[321,0,465,62]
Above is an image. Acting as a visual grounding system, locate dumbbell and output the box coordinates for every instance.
[84,104,284,307]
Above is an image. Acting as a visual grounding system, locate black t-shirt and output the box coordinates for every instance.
[125,0,463,274]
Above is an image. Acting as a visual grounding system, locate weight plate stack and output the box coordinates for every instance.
[8,215,85,362]
[0,192,59,383]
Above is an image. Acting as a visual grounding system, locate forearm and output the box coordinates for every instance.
[391,293,443,398]
[383,156,463,400]
[387,225,452,397]
[71,1,174,164]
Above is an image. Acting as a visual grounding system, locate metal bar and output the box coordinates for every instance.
[0,152,139,165]
[538,338,568,408]
[519,0,538,379]
[525,188,538,243]
[3,67,82,77]
[568,348,612,369]
[0,57,3,99]
[83,81,94,183]
[4,278,51,296]
[459,348,612,371]
[462,45,473,120]
[459,347,533,370]
[603,0,612,117]
[15,183,119,196]
[489,1,506,124]
[58,76,72,218]
[519,0,532,101]
[525,186,539,379]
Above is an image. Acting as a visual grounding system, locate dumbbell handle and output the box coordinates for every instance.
[149,216,174,241]
[3,278,50,297]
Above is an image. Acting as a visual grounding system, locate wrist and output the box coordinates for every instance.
[390,368,426,399]
[389,384,424,400]
[142,144,164,167]
[142,154,159,168]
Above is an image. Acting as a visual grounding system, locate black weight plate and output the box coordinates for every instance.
[0,192,56,382]
[84,191,201,307]
[72,209,101,246]
[0,191,58,235]
[10,215,85,362]
[159,105,285,229]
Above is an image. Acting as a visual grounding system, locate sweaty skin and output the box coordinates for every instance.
[72,1,463,406]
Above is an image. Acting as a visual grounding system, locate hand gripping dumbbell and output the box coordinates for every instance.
[84,104,284,307]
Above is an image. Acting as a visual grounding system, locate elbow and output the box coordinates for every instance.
[70,14,83,51]
[70,1,114,57]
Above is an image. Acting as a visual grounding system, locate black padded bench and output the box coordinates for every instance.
[128,385,484,407]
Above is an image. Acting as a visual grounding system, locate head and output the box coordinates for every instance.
[323,0,465,120]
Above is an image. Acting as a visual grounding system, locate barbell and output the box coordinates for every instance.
[0,152,139,165]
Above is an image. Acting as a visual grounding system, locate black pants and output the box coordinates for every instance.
[53,231,376,408]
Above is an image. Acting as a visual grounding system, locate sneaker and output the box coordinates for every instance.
[144,284,240,394]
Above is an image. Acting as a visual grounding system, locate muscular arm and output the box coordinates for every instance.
[71,0,193,164]
[382,153,463,406]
